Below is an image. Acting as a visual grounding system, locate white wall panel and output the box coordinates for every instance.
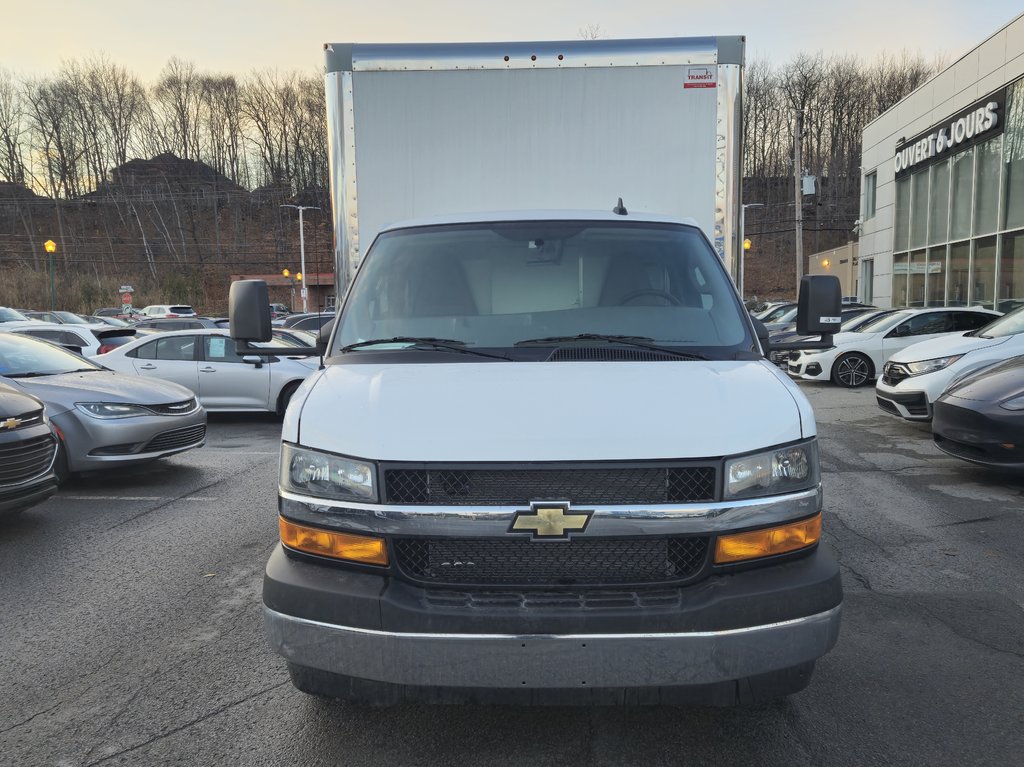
[352,67,717,250]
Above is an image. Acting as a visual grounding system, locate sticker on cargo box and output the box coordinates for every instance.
[820,316,841,323]
[684,67,717,89]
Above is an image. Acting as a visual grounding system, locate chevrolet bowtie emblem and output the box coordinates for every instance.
[509,502,593,539]
[1,417,22,431]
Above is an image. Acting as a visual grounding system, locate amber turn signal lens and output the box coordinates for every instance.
[714,513,821,564]
[279,517,388,566]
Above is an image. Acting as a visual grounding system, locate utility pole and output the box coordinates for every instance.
[281,205,320,313]
[793,108,804,296]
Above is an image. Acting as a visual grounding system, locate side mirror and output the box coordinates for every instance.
[229,280,272,342]
[241,355,264,368]
[795,275,842,336]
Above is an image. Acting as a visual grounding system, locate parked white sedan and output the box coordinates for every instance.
[786,307,1000,388]
[99,329,318,413]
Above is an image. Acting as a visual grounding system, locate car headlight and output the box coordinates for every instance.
[724,440,820,500]
[1001,394,1024,411]
[75,402,151,419]
[280,443,376,502]
[905,355,963,376]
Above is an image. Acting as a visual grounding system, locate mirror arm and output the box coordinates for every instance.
[767,334,834,353]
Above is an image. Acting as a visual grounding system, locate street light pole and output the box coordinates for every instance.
[44,240,57,310]
[281,205,320,313]
[738,204,763,299]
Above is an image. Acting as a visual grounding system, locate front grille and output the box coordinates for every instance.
[0,409,44,431]
[0,434,56,486]
[143,423,206,452]
[882,363,910,386]
[788,351,802,361]
[144,398,199,416]
[770,350,789,366]
[393,536,709,585]
[384,466,717,505]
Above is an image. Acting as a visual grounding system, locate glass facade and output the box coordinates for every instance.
[892,78,1024,310]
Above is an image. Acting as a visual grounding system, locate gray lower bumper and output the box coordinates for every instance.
[264,604,842,689]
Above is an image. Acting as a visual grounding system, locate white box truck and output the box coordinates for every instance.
[231,36,843,705]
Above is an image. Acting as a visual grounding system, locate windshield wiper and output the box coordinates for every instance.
[4,371,58,378]
[513,333,708,360]
[339,337,511,361]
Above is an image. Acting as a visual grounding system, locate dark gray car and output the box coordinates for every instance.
[0,382,58,516]
[0,334,207,480]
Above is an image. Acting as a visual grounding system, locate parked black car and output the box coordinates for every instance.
[932,355,1024,469]
[0,382,58,517]
[277,312,335,332]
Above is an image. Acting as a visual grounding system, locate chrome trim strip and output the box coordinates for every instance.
[340,38,720,72]
[277,486,822,537]
[264,604,842,688]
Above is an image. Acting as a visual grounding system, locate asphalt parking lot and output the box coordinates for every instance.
[1,387,1023,767]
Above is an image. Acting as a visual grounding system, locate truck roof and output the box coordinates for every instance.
[379,210,702,232]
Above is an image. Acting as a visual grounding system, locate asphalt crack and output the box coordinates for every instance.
[81,680,290,766]
[0,701,62,736]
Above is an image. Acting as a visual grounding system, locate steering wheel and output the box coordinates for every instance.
[619,289,682,306]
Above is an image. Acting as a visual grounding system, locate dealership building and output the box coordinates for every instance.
[859,13,1024,312]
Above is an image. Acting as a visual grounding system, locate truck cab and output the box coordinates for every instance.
[234,209,843,705]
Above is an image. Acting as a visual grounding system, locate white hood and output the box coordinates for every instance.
[887,332,1010,363]
[291,360,810,462]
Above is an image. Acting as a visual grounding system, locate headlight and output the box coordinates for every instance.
[280,443,376,502]
[724,440,820,500]
[75,402,150,419]
[1001,394,1024,411]
[905,355,963,376]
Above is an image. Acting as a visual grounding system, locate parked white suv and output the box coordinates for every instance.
[876,306,1024,421]
[138,305,197,319]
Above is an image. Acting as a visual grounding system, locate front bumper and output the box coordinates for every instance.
[263,543,842,690]
[787,354,827,380]
[933,398,1024,468]
[0,424,58,516]
[52,408,207,472]
[875,389,931,420]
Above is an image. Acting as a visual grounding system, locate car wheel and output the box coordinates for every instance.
[831,352,873,388]
[276,381,301,416]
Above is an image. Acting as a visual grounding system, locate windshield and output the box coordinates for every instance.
[977,305,1024,338]
[0,307,29,322]
[854,310,912,333]
[52,311,93,325]
[759,304,795,323]
[335,221,750,357]
[0,333,104,376]
[844,309,894,330]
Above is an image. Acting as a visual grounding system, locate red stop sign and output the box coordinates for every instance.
[121,293,133,304]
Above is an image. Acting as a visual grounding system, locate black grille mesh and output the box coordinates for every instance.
[393,536,709,585]
[384,466,717,505]
[0,434,56,486]
[882,363,910,386]
[423,587,688,611]
[143,423,206,452]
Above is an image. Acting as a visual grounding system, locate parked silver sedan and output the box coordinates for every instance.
[98,329,318,413]
[0,333,206,480]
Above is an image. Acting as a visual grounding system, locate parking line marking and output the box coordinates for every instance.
[62,495,220,501]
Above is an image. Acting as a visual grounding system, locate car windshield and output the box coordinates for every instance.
[759,304,795,323]
[0,307,29,322]
[54,311,93,325]
[335,220,750,357]
[976,305,1024,338]
[0,333,104,376]
[854,310,912,333]
[843,309,893,330]
[170,306,194,313]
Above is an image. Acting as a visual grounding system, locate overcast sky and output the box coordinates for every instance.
[3,0,1021,79]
